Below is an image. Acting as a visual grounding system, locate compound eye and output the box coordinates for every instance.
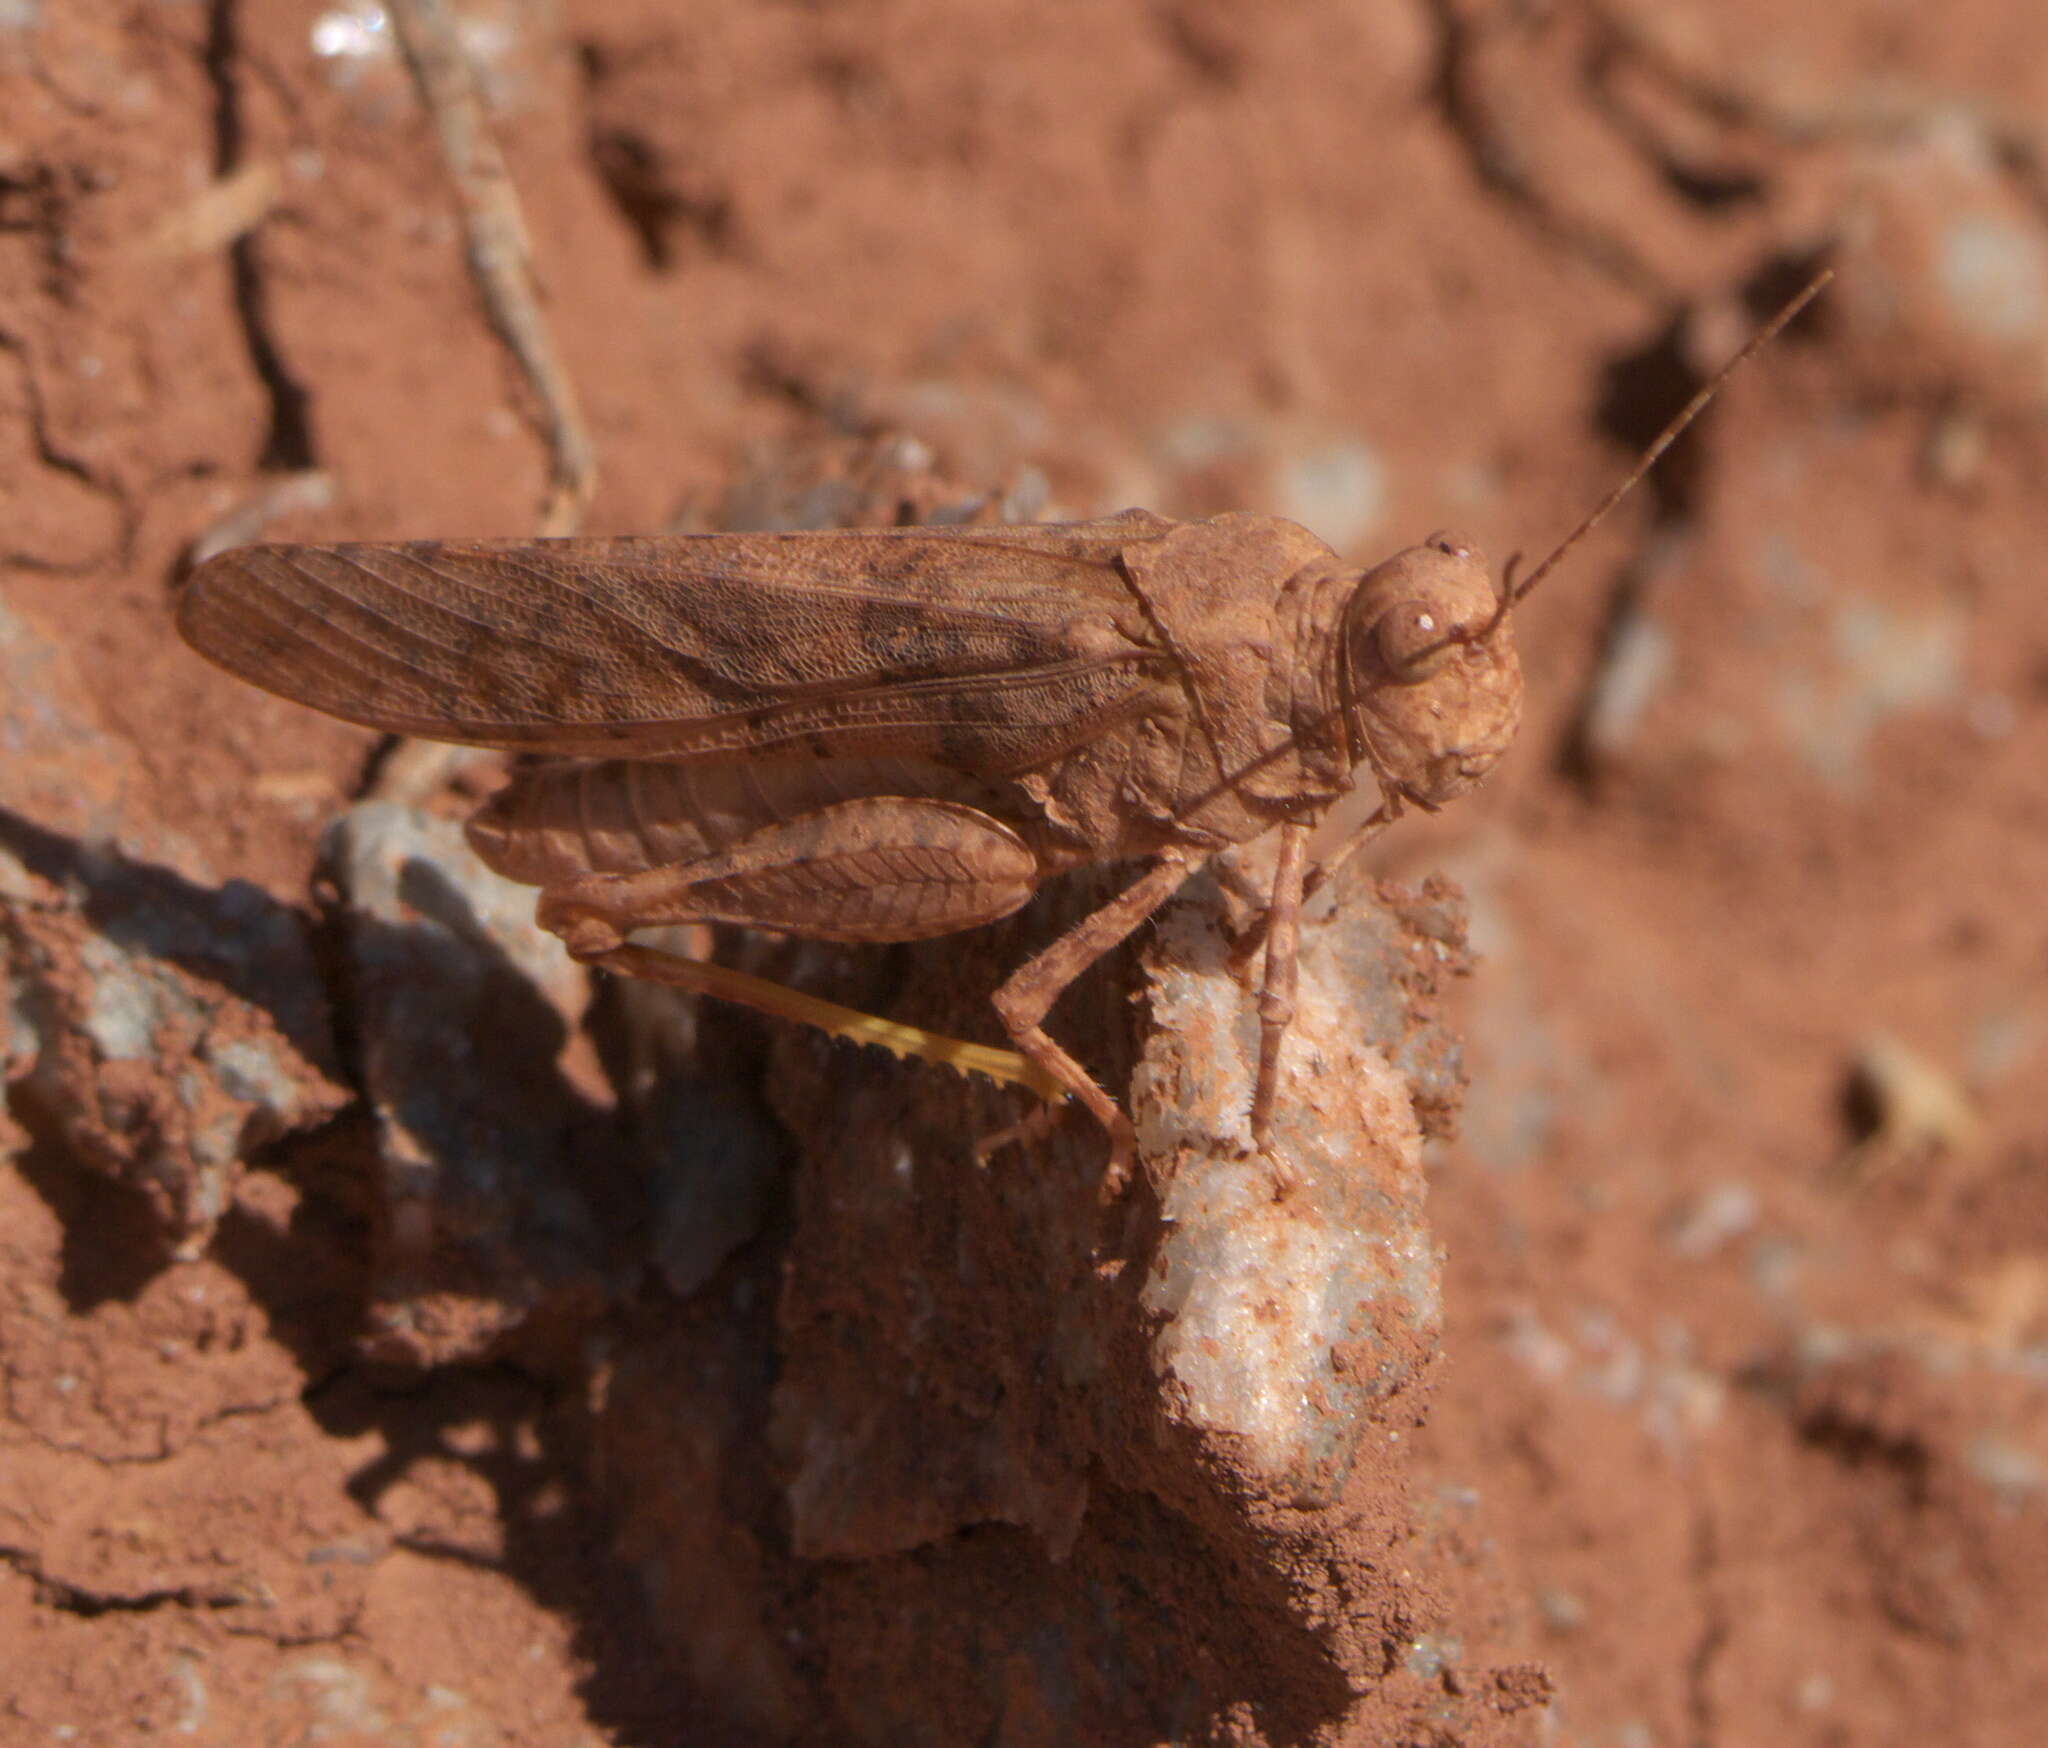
[1374,600,1456,681]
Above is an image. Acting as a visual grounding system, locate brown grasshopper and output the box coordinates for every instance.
[176,277,1824,1193]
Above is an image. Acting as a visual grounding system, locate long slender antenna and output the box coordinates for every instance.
[1504,267,1831,612]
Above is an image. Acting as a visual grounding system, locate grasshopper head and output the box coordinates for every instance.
[1339,532,1523,811]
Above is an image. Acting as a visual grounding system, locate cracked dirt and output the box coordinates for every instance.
[6,1,2048,1743]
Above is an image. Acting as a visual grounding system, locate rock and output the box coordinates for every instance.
[641,862,1510,1741]
[2,851,347,1253]
[324,802,622,1361]
[0,588,345,1253]
[1134,866,1448,1509]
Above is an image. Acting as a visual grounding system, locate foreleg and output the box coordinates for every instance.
[1249,820,1310,1196]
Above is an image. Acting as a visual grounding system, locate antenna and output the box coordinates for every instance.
[1492,267,1832,625]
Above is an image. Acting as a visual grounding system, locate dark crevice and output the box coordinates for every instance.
[585,125,738,271]
[1795,1402,1934,1498]
[0,330,110,496]
[576,42,742,274]
[1656,158,1769,210]
[203,0,318,473]
[0,160,83,301]
[1588,245,1832,519]
[350,734,410,805]
[1737,244,1841,335]
[1424,0,1667,299]
[1581,36,1769,214]
[1593,316,1712,524]
[0,329,138,572]
[1551,316,1707,785]
[1556,250,1829,784]
[1,1546,248,1617]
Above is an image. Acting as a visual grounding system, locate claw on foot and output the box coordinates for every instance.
[975,1102,1133,1200]
[1257,1137,1305,1201]
[1250,1100,1306,1199]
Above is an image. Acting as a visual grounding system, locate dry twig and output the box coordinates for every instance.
[387,0,597,534]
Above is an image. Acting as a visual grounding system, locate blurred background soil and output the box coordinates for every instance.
[4,0,2048,1743]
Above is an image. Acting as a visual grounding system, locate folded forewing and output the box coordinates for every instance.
[177,516,1176,768]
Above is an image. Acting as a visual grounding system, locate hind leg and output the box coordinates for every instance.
[981,853,1207,1197]
[534,796,1065,1100]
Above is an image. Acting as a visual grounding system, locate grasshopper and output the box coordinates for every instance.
[176,277,1824,1193]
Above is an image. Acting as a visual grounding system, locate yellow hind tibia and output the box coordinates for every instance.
[593,942,1066,1104]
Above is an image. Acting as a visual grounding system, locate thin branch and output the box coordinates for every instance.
[387,0,598,535]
